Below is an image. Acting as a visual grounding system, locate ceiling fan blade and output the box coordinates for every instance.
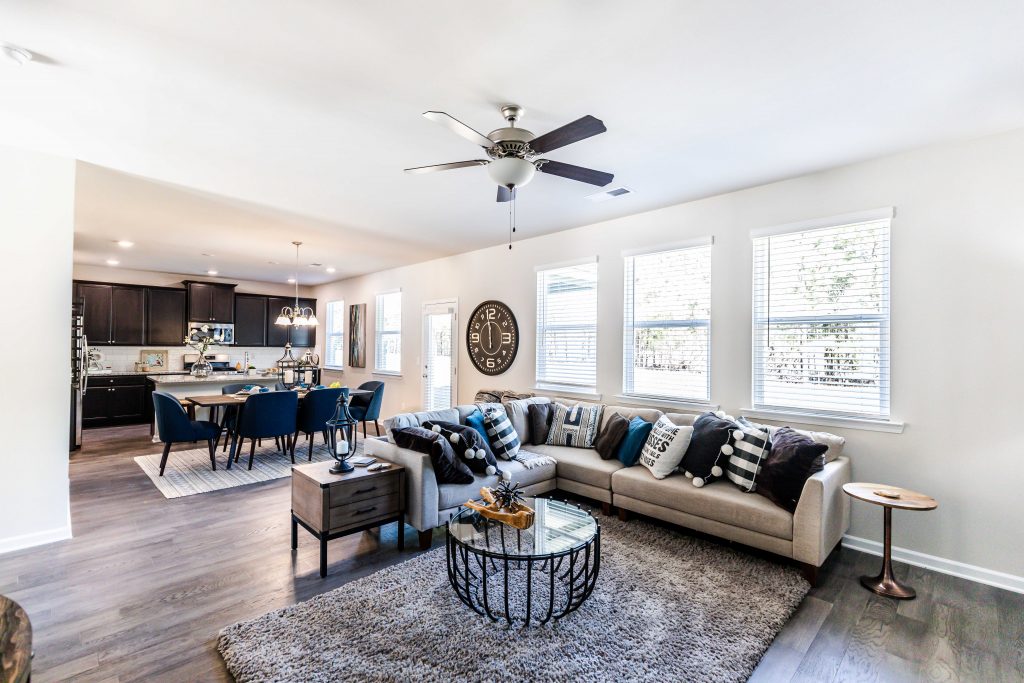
[423,111,494,148]
[529,115,607,154]
[404,160,488,174]
[536,159,614,186]
[496,186,517,202]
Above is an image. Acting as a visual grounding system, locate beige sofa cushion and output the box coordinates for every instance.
[612,466,793,540]
[526,444,623,489]
[664,412,699,426]
[436,456,556,510]
[601,405,664,430]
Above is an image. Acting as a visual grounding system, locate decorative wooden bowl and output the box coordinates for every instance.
[464,487,535,529]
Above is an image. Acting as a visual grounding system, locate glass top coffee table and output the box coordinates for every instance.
[445,497,601,626]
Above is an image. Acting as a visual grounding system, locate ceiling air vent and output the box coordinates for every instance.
[585,186,633,203]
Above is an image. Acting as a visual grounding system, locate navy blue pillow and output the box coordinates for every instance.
[616,416,654,466]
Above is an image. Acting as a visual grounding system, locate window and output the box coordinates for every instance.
[536,259,598,392]
[324,300,345,369]
[623,240,712,402]
[374,290,402,374]
[752,210,891,419]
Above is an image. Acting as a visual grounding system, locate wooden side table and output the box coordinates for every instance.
[0,594,31,683]
[291,460,405,577]
[843,482,937,599]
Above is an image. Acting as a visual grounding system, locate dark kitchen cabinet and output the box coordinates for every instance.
[75,282,144,345]
[145,288,187,346]
[186,281,236,323]
[266,297,291,347]
[290,298,318,348]
[83,375,150,428]
[234,294,268,346]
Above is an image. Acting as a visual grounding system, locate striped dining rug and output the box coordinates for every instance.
[134,439,364,499]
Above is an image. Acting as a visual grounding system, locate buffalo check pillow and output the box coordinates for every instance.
[726,417,773,492]
[483,407,521,460]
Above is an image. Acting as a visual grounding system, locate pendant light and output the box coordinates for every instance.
[275,241,319,327]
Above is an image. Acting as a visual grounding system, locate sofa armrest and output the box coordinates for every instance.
[792,455,851,567]
[364,437,439,532]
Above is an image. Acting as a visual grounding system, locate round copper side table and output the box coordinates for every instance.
[843,482,937,600]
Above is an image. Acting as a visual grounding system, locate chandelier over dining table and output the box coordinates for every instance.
[275,241,319,327]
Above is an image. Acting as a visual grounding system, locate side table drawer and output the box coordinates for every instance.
[329,473,400,506]
[329,492,400,530]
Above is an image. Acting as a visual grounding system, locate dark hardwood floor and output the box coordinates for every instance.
[1,425,1020,682]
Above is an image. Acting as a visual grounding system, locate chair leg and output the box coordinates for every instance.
[207,439,216,471]
[308,433,315,461]
[248,439,257,470]
[158,442,172,476]
[362,421,367,438]
[374,419,381,436]
[288,434,295,464]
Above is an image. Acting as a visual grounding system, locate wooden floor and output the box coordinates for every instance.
[1,425,1020,682]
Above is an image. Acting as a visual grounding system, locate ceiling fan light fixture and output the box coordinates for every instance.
[487,157,535,189]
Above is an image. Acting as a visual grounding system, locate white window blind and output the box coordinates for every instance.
[375,291,402,373]
[536,260,598,391]
[623,242,711,401]
[324,300,345,369]
[752,215,891,418]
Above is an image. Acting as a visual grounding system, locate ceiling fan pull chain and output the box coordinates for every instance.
[508,193,513,249]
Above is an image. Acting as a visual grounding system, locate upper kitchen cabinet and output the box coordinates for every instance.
[185,281,236,323]
[234,293,268,346]
[75,282,145,345]
[265,297,291,347]
[289,298,318,348]
[145,288,186,346]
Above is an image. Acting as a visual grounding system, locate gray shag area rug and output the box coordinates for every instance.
[218,516,809,682]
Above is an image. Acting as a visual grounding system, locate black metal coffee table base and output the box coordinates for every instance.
[445,516,600,626]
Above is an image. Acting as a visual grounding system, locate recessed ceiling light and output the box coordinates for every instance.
[207,269,218,276]
[287,277,296,284]
[326,267,336,274]
[106,259,120,266]
[117,240,134,248]
[1,44,32,66]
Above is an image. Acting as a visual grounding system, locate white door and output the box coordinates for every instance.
[422,300,457,410]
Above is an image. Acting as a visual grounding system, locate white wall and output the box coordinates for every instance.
[314,127,1024,581]
[0,146,76,552]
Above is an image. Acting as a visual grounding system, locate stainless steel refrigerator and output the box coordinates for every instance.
[71,299,88,450]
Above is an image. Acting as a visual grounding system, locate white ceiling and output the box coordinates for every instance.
[5,1,1024,283]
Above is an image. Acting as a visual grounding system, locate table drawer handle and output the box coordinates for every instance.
[354,506,377,516]
[354,486,377,494]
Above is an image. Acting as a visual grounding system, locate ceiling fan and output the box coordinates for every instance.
[404,104,614,201]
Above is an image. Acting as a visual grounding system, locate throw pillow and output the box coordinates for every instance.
[422,420,500,477]
[527,403,554,446]
[765,425,846,463]
[726,418,773,493]
[755,427,827,512]
[392,426,474,485]
[594,412,629,460]
[680,411,736,487]
[465,409,489,444]
[616,416,654,466]
[638,415,694,479]
[483,407,521,460]
[546,403,603,448]
[505,397,550,445]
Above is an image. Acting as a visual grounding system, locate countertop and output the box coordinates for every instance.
[147,373,280,385]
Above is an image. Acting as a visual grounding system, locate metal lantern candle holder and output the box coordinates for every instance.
[277,343,299,388]
[325,390,357,474]
[298,349,320,386]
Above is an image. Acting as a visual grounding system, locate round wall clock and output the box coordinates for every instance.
[467,300,519,375]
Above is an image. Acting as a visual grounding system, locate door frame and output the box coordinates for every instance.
[421,298,458,410]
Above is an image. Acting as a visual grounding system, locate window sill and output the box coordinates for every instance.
[323,366,344,372]
[532,386,602,402]
[373,370,402,378]
[613,394,720,413]
[740,408,905,434]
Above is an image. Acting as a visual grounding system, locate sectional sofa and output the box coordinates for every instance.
[365,397,852,582]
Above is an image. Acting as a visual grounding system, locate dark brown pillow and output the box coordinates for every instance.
[755,427,827,512]
[392,426,474,485]
[527,403,554,446]
[594,412,630,460]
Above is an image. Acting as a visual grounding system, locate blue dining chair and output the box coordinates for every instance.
[218,383,247,452]
[152,392,222,476]
[292,387,345,461]
[228,390,299,470]
[349,381,384,438]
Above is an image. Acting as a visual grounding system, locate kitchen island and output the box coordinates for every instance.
[148,373,280,440]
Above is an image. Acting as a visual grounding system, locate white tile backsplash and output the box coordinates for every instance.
[95,345,314,373]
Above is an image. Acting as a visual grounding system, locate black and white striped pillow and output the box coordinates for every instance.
[484,408,521,461]
[726,418,772,492]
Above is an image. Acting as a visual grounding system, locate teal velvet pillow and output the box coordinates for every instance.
[616,416,654,466]
[465,409,489,444]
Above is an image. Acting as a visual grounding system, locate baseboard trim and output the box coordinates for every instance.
[842,534,1024,595]
[0,525,73,555]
